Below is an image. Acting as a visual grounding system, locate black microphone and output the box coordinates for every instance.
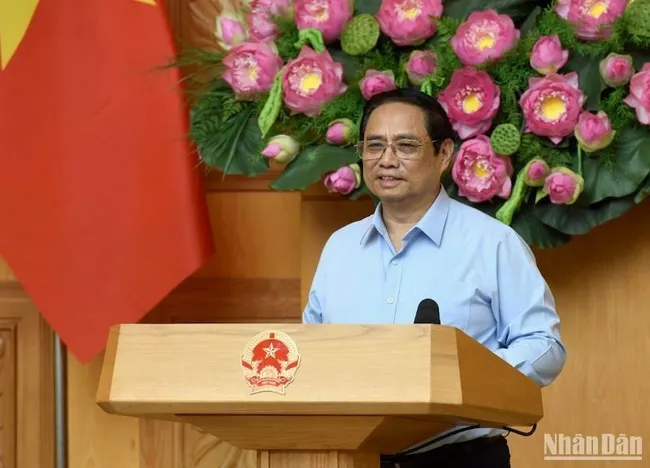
[414,298,440,325]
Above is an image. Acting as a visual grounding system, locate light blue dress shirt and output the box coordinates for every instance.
[302,187,567,452]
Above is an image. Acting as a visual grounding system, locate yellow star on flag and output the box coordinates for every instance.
[0,0,157,70]
[0,0,39,70]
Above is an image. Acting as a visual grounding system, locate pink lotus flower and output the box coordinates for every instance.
[215,11,248,50]
[542,167,584,205]
[261,135,301,163]
[555,0,626,41]
[405,50,437,85]
[247,0,292,42]
[519,72,585,144]
[523,158,550,187]
[600,53,634,87]
[624,63,650,125]
[375,0,443,47]
[222,42,284,100]
[574,110,615,152]
[530,35,569,75]
[360,69,397,100]
[326,118,355,145]
[450,9,519,67]
[295,0,353,43]
[451,135,513,203]
[437,67,500,140]
[324,163,361,194]
[281,46,347,117]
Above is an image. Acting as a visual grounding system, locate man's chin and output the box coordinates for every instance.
[374,189,408,204]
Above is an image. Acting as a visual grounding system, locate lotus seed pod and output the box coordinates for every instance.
[490,123,521,156]
[340,14,380,56]
[624,0,650,46]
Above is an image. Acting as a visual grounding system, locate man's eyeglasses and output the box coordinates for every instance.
[355,139,436,160]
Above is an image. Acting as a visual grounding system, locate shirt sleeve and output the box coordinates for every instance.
[301,236,333,324]
[491,229,567,387]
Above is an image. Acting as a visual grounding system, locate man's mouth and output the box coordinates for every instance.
[377,175,404,187]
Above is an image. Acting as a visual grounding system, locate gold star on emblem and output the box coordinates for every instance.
[263,343,278,358]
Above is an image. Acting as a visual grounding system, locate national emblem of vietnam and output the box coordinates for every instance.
[241,331,301,394]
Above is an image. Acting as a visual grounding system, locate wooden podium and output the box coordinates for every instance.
[97,323,543,467]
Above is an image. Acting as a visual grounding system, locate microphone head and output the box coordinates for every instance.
[414,298,440,324]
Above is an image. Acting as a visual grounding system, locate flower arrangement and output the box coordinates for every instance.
[183,0,650,248]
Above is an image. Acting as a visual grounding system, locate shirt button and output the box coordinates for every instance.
[387,297,394,304]
[391,260,399,266]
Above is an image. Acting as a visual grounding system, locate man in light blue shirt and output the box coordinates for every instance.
[302,88,566,468]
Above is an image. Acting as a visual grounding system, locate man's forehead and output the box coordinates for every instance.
[366,105,427,132]
[365,132,421,140]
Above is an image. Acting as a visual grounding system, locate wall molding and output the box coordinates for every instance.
[0,280,54,468]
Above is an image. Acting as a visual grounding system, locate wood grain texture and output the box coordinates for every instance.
[182,425,257,468]
[99,323,542,456]
[0,322,16,468]
[0,259,15,282]
[134,274,302,468]
[140,419,184,468]
[68,351,140,468]
[0,282,54,468]
[204,167,285,193]
[260,450,378,468]
[193,192,302,280]
[140,418,258,468]
[148,277,301,324]
[507,199,650,467]
[178,415,451,454]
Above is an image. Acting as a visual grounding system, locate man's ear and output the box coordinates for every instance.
[439,139,454,171]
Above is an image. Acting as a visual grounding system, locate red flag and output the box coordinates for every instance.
[0,0,214,363]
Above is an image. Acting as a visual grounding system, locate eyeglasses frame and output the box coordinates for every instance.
[355,138,439,161]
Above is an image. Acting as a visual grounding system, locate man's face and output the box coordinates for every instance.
[361,102,453,205]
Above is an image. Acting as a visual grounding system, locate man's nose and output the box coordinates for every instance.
[379,147,399,167]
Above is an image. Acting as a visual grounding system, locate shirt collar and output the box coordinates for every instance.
[360,186,451,247]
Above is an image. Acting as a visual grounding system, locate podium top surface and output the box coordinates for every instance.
[97,323,543,427]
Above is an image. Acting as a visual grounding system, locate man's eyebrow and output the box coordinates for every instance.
[366,133,421,140]
[393,133,420,140]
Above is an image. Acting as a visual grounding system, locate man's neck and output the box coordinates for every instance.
[381,187,440,248]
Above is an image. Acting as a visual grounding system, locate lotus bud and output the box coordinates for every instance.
[405,50,438,85]
[326,118,356,145]
[542,167,584,205]
[574,110,616,153]
[261,135,300,164]
[599,53,634,87]
[523,157,550,187]
[530,35,569,75]
[324,163,361,195]
[215,11,248,50]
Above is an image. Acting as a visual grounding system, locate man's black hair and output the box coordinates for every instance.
[358,87,454,153]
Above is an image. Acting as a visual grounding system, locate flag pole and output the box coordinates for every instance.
[54,333,68,468]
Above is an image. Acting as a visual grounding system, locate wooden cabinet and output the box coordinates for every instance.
[0,282,54,468]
